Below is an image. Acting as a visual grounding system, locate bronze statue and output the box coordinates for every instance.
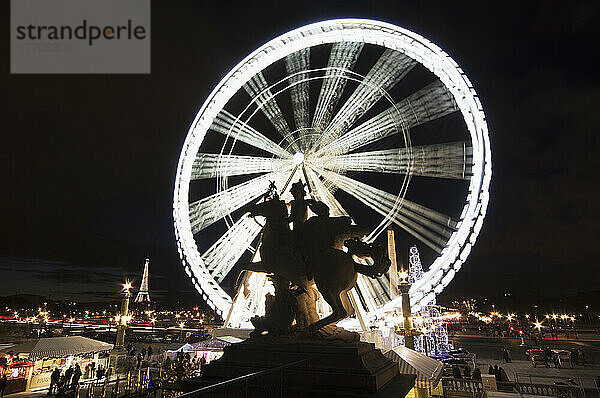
[238,181,390,337]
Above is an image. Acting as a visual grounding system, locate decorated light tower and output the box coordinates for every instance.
[135,258,151,303]
[408,246,453,356]
[408,246,424,285]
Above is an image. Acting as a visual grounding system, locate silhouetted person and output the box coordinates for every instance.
[493,365,500,380]
[96,365,104,380]
[488,364,493,374]
[544,347,552,367]
[452,366,462,379]
[553,353,560,368]
[503,348,511,363]
[472,367,482,380]
[49,368,60,394]
[498,367,509,382]
[64,366,73,388]
[0,374,7,398]
[464,367,471,378]
[71,365,81,389]
[147,346,153,358]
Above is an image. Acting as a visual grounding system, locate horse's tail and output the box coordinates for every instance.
[345,238,391,278]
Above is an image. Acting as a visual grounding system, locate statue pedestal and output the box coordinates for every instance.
[108,347,127,372]
[185,337,415,397]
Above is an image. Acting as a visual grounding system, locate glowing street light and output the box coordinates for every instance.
[398,269,408,282]
[179,322,185,342]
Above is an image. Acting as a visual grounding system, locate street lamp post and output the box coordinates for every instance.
[109,281,133,372]
[395,269,418,350]
[394,269,428,398]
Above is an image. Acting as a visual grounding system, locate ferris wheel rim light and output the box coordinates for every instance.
[173,18,491,316]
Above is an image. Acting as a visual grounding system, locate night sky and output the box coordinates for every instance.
[1,1,599,306]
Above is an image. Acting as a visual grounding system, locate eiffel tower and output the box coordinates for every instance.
[134,258,151,303]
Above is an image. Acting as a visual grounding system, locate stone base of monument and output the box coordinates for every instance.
[183,336,416,397]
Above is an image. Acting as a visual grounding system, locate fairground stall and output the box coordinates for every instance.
[0,358,34,394]
[191,336,243,364]
[0,336,113,392]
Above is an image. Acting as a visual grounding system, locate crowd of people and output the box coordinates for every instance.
[47,364,83,396]
[126,344,154,369]
[450,364,509,382]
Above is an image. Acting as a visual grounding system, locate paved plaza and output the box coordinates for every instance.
[452,334,600,390]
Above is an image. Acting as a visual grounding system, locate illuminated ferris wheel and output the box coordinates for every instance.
[173,19,491,328]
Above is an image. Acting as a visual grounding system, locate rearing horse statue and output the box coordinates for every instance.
[240,196,390,332]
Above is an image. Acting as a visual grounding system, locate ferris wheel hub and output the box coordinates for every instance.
[292,152,305,166]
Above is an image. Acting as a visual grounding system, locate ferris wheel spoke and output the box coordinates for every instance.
[202,216,262,283]
[192,153,292,180]
[243,72,299,151]
[318,80,458,156]
[314,49,416,151]
[211,110,291,159]
[189,171,289,234]
[312,42,364,133]
[304,167,348,216]
[285,49,311,149]
[317,169,454,253]
[321,142,472,180]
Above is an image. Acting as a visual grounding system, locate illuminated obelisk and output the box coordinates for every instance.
[134,258,151,303]
[387,227,400,298]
